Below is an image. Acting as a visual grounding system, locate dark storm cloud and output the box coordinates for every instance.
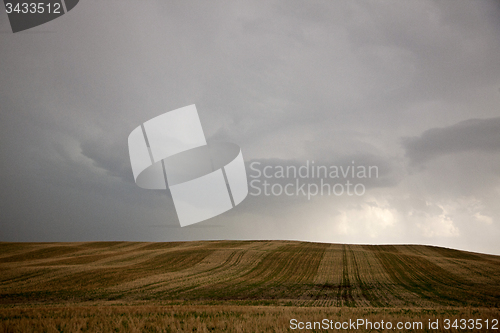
[1,0,500,254]
[403,117,500,165]
[80,137,133,184]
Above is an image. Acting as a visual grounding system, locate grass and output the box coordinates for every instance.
[1,305,499,332]
[0,240,499,331]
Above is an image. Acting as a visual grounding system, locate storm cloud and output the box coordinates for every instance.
[1,0,499,254]
[403,117,500,165]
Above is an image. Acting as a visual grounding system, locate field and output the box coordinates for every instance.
[1,241,499,332]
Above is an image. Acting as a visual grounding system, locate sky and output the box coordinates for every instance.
[1,0,499,255]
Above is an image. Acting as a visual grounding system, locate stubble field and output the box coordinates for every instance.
[0,240,499,332]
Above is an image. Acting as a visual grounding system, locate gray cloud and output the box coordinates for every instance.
[403,117,500,165]
[1,0,500,254]
[80,136,133,184]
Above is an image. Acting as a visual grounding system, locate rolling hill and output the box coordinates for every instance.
[1,240,499,307]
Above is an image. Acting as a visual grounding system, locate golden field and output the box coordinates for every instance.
[0,241,499,332]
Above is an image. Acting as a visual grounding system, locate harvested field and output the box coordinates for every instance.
[1,305,499,333]
[0,241,499,331]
